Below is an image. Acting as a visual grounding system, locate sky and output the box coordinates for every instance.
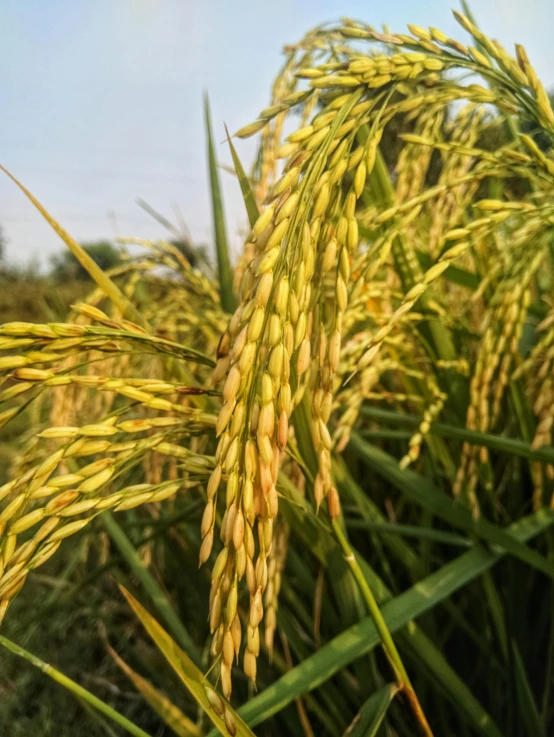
[1,0,553,268]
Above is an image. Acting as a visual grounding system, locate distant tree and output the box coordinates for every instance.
[0,225,6,262]
[169,238,212,272]
[50,240,122,281]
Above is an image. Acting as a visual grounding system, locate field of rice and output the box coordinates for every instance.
[1,9,553,737]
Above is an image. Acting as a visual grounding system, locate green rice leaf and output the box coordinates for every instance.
[349,434,554,578]
[107,639,202,737]
[225,124,260,229]
[360,407,554,465]
[283,461,505,737]
[136,198,183,239]
[398,627,505,737]
[343,683,399,736]
[204,93,235,313]
[121,586,256,737]
[102,512,200,666]
[230,509,553,730]
[345,519,472,548]
[512,640,544,737]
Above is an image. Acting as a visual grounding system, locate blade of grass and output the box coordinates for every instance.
[360,406,554,465]
[349,433,554,579]
[512,639,544,737]
[136,198,183,239]
[120,586,256,737]
[204,93,235,313]
[343,683,399,737]
[228,508,553,730]
[333,521,433,737]
[0,635,152,737]
[482,573,508,660]
[292,398,367,645]
[348,532,505,737]
[345,519,472,548]
[334,457,423,578]
[541,534,554,729]
[101,512,200,667]
[0,164,146,328]
[276,608,353,732]
[509,381,536,444]
[106,639,202,737]
[225,125,259,229]
[80,701,121,737]
[398,626,504,737]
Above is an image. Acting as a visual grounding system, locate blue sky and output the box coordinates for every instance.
[1,0,552,266]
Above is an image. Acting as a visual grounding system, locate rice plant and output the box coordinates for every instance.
[1,8,554,736]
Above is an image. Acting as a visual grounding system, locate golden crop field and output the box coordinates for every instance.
[1,9,553,737]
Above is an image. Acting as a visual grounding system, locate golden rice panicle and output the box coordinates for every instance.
[205,81,391,690]
[454,234,545,512]
[400,378,446,470]
[0,412,209,622]
[428,104,485,258]
[203,682,237,737]
[204,155,307,694]
[515,307,554,509]
[206,161,306,690]
[396,103,444,205]
[299,107,386,518]
[530,378,554,510]
[264,518,288,656]
[0,286,216,621]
